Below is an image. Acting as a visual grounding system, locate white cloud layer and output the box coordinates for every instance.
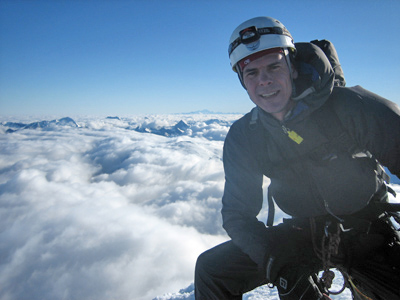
[0,115,236,300]
[1,114,399,300]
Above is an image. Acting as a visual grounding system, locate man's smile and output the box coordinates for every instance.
[260,91,278,99]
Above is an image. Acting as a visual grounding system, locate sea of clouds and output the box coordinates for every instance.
[1,114,399,300]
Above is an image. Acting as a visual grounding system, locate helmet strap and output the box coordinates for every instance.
[283,49,297,98]
[235,65,247,90]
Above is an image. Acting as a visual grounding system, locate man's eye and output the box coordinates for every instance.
[271,65,280,70]
[245,71,257,77]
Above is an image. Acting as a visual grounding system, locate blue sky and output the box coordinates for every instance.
[1,0,399,116]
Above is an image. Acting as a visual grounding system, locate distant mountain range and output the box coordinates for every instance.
[134,120,191,137]
[1,116,235,141]
[180,109,243,115]
[182,109,224,114]
[2,117,78,133]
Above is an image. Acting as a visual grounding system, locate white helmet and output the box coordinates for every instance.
[228,16,295,72]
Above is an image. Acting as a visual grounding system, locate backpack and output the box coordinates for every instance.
[310,40,346,87]
[247,40,391,226]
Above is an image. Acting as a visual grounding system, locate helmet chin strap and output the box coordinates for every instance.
[237,68,246,90]
[283,48,297,99]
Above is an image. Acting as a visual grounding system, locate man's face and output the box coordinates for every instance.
[242,52,297,121]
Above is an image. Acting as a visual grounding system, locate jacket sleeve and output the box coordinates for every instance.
[333,86,400,179]
[221,118,271,268]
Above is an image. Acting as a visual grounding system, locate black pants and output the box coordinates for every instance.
[195,241,268,300]
[194,240,324,300]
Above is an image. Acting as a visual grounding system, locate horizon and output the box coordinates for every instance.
[0,109,245,124]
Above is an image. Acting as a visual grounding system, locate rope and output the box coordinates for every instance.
[310,218,341,271]
[310,218,346,294]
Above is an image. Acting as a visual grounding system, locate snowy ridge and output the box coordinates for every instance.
[1,115,235,141]
[2,117,78,132]
[0,114,398,300]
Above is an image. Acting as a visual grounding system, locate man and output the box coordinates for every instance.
[195,16,400,299]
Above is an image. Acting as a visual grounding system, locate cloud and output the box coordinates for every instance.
[0,115,234,300]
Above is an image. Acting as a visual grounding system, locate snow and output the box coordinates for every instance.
[0,114,398,300]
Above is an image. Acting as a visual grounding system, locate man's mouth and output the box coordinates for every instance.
[260,91,278,99]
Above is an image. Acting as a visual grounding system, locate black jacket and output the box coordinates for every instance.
[221,43,400,268]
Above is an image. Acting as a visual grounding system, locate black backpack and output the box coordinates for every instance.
[310,39,346,87]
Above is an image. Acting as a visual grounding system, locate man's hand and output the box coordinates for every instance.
[264,223,317,283]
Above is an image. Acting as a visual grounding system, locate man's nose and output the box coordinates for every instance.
[259,70,272,85]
